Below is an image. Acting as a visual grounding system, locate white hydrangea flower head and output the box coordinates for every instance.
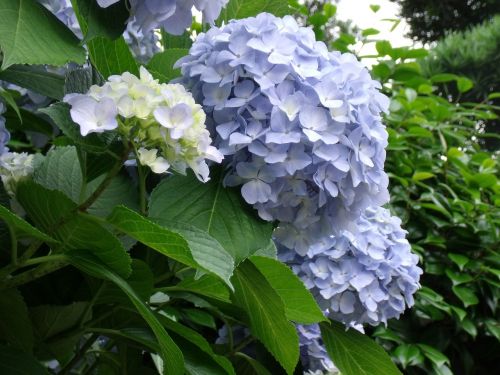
[0,152,37,196]
[64,67,223,182]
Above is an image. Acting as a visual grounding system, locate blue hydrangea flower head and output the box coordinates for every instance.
[279,206,422,326]
[177,13,391,248]
[297,324,338,373]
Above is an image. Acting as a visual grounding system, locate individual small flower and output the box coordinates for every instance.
[64,67,223,182]
[279,206,422,326]
[0,152,37,196]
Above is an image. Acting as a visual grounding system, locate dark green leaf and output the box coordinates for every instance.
[218,0,291,23]
[67,251,184,375]
[0,204,57,243]
[0,0,85,69]
[87,36,139,78]
[320,320,402,375]
[0,289,34,352]
[76,0,129,42]
[250,256,325,324]
[231,261,299,374]
[0,65,65,100]
[0,345,48,375]
[149,170,274,264]
[64,67,104,95]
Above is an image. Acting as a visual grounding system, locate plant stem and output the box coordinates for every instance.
[7,224,17,266]
[59,333,99,375]
[0,260,68,290]
[22,254,66,267]
[137,164,148,215]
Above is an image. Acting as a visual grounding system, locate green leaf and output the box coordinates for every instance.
[0,345,48,375]
[149,170,274,264]
[456,77,473,93]
[218,0,290,22]
[250,256,325,324]
[231,261,299,374]
[66,251,184,375]
[87,36,139,78]
[3,107,53,136]
[16,181,132,278]
[430,74,458,83]
[40,103,110,153]
[393,344,423,368]
[147,49,189,83]
[76,0,129,42]
[153,218,234,287]
[375,41,392,56]
[30,302,91,340]
[176,275,231,302]
[369,4,381,12]
[64,67,104,95]
[109,206,234,286]
[0,87,21,121]
[253,239,277,259]
[0,0,85,69]
[0,204,57,243]
[452,286,479,307]
[159,316,235,375]
[320,320,402,375]
[362,28,380,37]
[0,65,65,100]
[233,352,272,375]
[33,146,83,203]
[417,344,449,367]
[412,171,435,181]
[0,289,34,353]
[182,308,216,329]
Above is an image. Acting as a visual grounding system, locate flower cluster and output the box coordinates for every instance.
[177,12,390,249]
[64,67,223,181]
[0,152,37,196]
[297,324,338,374]
[280,206,422,326]
[98,0,229,35]
[0,100,9,156]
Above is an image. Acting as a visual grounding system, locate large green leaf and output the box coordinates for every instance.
[153,218,235,287]
[0,205,57,244]
[0,289,34,353]
[218,0,291,23]
[147,49,188,83]
[231,261,299,374]
[3,106,53,136]
[320,321,402,375]
[16,181,132,278]
[64,67,104,95]
[108,206,234,286]
[0,65,65,100]
[33,146,83,203]
[250,256,325,325]
[175,275,231,303]
[149,170,274,264]
[87,37,139,78]
[0,0,85,69]
[0,345,48,375]
[67,251,184,375]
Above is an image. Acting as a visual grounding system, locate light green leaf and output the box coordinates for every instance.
[0,289,34,353]
[109,206,234,286]
[33,146,83,203]
[218,0,291,22]
[412,171,435,181]
[175,275,231,303]
[16,181,132,278]
[231,261,299,374]
[417,344,449,367]
[250,256,325,324]
[0,65,65,100]
[0,0,85,69]
[253,239,277,259]
[452,286,479,307]
[320,320,402,375]
[149,170,274,264]
[147,49,189,83]
[67,251,184,375]
[456,77,473,93]
[0,205,57,243]
[0,345,48,375]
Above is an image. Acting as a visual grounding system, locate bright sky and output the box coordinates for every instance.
[336,0,415,56]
